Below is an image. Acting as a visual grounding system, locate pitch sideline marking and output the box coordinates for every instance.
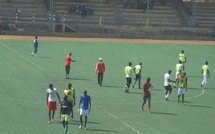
[0,42,143,134]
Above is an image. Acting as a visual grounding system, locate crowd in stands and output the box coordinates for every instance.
[123,0,166,12]
[68,4,94,18]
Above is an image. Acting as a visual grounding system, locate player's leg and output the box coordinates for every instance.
[125,77,129,92]
[182,63,185,70]
[51,101,56,122]
[181,88,185,105]
[141,96,147,111]
[138,75,141,89]
[84,115,87,129]
[204,74,208,88]
[65,66,68,78]
[148,97,151,113]
[48,110,52,124]
[164,86,169,101]
[132,74,137,88]
[34,49,37,57]
[79,109,83,129]
[64,115,69,134]
[70,101,74,119]
[201,74,206,88]
[97,73,100,85]
[177,88,181,103]
[100,73,103,86]
[127,78,132,92]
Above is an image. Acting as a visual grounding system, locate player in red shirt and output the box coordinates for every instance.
[65,52,76,79]
[95,58,105,86]
[141,77,153,113]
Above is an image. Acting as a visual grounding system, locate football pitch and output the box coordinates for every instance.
[0,36,214,134]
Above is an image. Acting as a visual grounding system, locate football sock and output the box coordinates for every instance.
[64,125,68,134]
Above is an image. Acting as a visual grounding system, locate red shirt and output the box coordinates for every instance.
[96,61,105,73]
[65,55,71,66]
[143,82,152,96]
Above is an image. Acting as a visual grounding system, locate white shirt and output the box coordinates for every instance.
[164,73,170,86]
[46,88,58,101]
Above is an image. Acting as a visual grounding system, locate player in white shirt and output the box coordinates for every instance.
[201,61,210,89]
[164,70,175,101]
[46,84,61,124]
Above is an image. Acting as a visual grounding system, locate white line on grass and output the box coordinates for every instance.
[0,42,143,134]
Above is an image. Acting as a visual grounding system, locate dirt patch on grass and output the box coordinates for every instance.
[0,35,215,45]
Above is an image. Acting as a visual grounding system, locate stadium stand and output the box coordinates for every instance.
[117,0,181,27]
[54,0,115,24]
[0,0,48,22]
[184,1,215,27]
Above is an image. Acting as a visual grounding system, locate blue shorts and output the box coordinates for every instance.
[143,95,151,100]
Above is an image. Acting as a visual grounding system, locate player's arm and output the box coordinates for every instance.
[46,94,49,106]
[185,54,187,62]
[103,63,105,72]
[73,89,75,106]
[207,69,210,78]
[168,78,175,83]
[56,93,61,104]
[78,98,81,111]
[132,69,135,80]
[59,102,62,119]
[71,57,76,62]
[89,100,91,112]
[185,77,188,91]
[95,63,98,73]
[202,69,203,76]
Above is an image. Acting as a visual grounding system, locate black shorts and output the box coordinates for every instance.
[126,77,132,84]
[164,85,172,92]
[135,74,141,80]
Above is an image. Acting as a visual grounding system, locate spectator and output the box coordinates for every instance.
[81,5,87,19]
[142,0,147,13]
[68,4,76,14]
[123,0,128,8]
[78,4,82,14]
[89,5,94,14]
[130,0,135,9]
[161,0,166,6]
[14,8,21,20]
[149,0,154,10]
[8,22,12,30]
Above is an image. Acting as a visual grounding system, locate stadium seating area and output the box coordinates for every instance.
[184,1,215,27]
[0,0,47,22]
[54,0,115,24]
[117,0,180,26]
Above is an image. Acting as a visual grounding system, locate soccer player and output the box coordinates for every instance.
[201,61,210,89]
[46,84,61,124]
[164,70,175,101]
[176,72,187,105]
[64,83,75,120]
[79,90,91,129]
[31,36,38,57]
[132,62,142,89]
[178,50,186,70]
[141,77,153,113]
[59,96,73,134]
[174,60,182,87]
[95,57,105,86]
[65,52,76,79]
[124,62,135,93]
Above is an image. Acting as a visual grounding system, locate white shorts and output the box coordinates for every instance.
[175,72,180,79]
[178,88,185,95]
[203,74,208,83]
[80,109,89,116]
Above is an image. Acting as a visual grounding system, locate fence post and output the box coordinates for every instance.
[32,14,35,22]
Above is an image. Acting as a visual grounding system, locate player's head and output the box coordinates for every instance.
[168,70,172,74]
[179,60,182,64]
[128,62,132,66]
[35,36,38,39]
[69,52,72,56]
[181,50,184,54]
[83,90,87,95]
[139,62,142,65]
[63,95,68,101]
[49,84,53,90]
[99,57,102,61]
[205,61,208,65]
[146,77,151,83]
[68,83,72,89]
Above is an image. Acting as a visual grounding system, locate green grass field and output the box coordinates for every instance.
[0,38,214,134]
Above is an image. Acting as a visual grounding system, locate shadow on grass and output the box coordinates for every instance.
[185,104,213,108]
[102,85,123,88]
[86,128,118,133]
[38,56,52,58]
[70,120,101,124]
[69,78,92,81]
[151,112,177,115]
[188,87,201,90]
[187,76,202,78]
